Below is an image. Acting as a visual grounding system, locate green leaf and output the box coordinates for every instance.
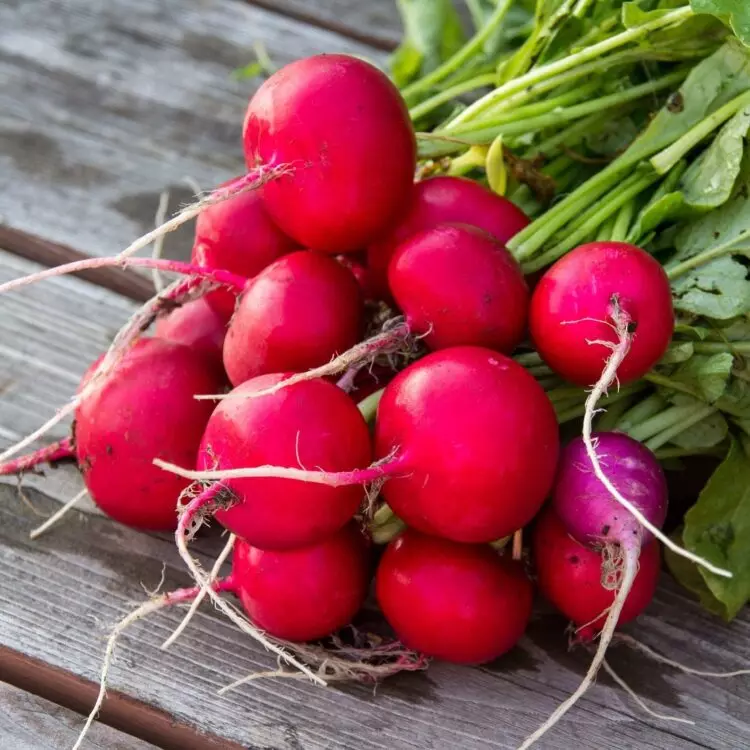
[665,527,732,618]
[681,106,750,208]
[661,341,695,364]
[674,322,712,339]
[692,0,750,47]
[673,352,735,402]
[627,39,750,163]
[671,255,750,319]
[670,410,728,447]
[682,436,750,620]
[390,41,424,87]
[717,376,750,418]
[622,2,676,27]
[231,62,263,81]
[390,0,466,87]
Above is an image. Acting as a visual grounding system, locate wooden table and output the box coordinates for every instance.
[0,1,749,748]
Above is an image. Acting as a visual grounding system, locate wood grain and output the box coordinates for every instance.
[0,485,748,750]
[0,681,157,750]
[0,0,386,267]
[247,0,402,50]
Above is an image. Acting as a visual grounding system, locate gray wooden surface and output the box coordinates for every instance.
[0,0,749,749]
[0,0,385,266]
[1,487,749,750]
[0,682,157,750]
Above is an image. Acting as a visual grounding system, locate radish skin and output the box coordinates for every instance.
[222,251,364,387]
[374,347,559,543]
[192,182,299,317]
[376,529,533,664]
[244,54,416,253]
[367,176,529,300]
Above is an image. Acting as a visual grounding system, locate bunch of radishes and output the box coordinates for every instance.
[0,52,732,749]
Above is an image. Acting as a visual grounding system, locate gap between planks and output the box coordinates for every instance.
[0,646,246,750]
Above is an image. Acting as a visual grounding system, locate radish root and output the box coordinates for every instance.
[174,483,328,686]
[154,454,407,488]
[0,165,291,298]
[616,634,750,678]
[195,318,414,402]
[518,544,639,749]
[72,583,215,750]
[29,487,88,540]
[578,296,731,579]
[0,437,74,476]
[601,659,694,725]
[151,189,171,293]
[161,533,236,650]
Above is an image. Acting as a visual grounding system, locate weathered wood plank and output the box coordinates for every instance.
[0,249,136,507]
[1,485,748,750]
[0,0,386,267]
[0,681,158,750]
[248,0,402,49]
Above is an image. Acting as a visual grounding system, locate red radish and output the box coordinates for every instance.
[223,251,363,386]
[529,241,673,387]
[367,176,530,299]
[244,54,416,253]
[533,508,660,641]
[155,297,230,362]
[232,522,369,641]
[519,432,667,748]
[336,255,377,301]
[199,374,372,549]
[388,224,528,353]
[375,346,559,543]
[376,529,533,663]
[191,184,299,317]
[74,339,225,530]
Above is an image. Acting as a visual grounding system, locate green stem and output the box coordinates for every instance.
[626,160,688,243]
[514,352,544,367]
[595,393,638,432]
[643,371,701,399]
[446,71,686,146]
[645,405,717,452]
[627,403,702,443]
[357,388,385,424]
[651,89,750,174]
[616,392,666,432]
[611,200,635,242]
[596,215,617,242]
[556,383,646,423]
[401,0,514,100]
[409,73,497,122]
[510,158,629,259]
[370,517,406,545]
[527,110,611,158]
[451,81,600,135]
[666,228,750,279]
[693,341,750,355]
[522,170,660,271]
[446,6,693,128]
[547,386,587,403]
[654,444,726,460]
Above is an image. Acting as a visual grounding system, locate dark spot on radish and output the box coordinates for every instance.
[601,524,610,536]
[105,445,113,456]
[569,554,579,564]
